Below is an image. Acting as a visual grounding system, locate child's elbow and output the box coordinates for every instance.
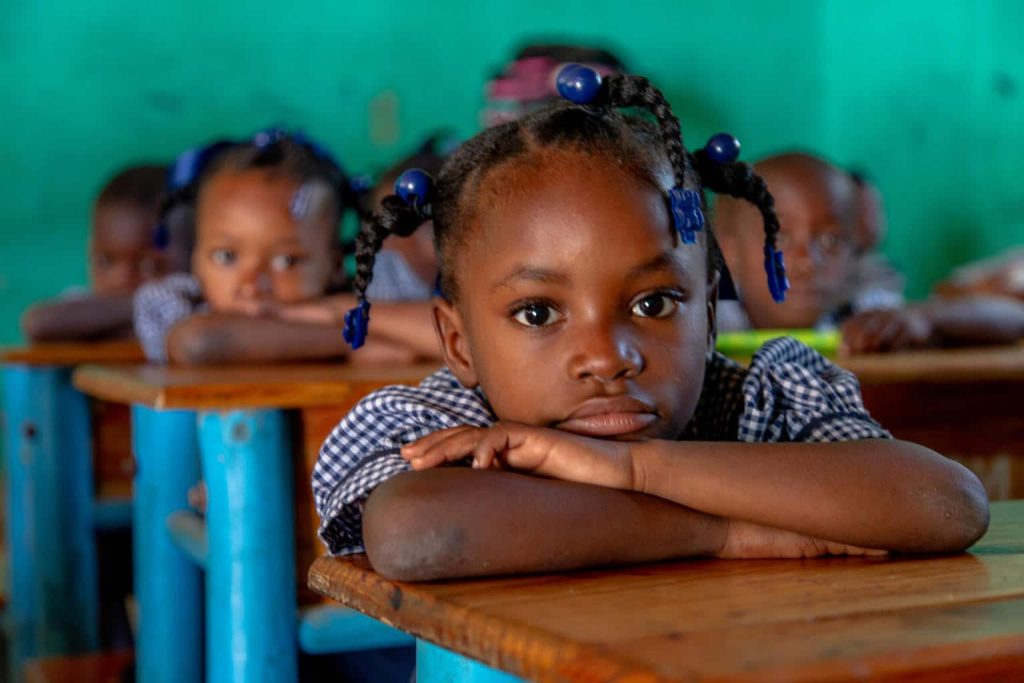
[362,474,467,582]
[166,318,228,366]
[933,465,990,552]
[20,305,61,342]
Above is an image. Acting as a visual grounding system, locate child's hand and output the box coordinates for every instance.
[272,295,358,327]
[841,308,934,354]
[401,422,634,490]
[716,518,887,559]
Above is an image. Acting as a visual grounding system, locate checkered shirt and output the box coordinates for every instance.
[132,273,205,363]
[313,336,890,555]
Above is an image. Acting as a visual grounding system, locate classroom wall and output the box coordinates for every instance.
[2,0,1022,344]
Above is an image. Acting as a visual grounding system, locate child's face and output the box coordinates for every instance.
[192,169,337,314]
[717,159,856,328]
[435,152,716,441]
[90,201,166,295]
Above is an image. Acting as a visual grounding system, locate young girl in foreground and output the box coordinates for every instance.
[313,66,989,581]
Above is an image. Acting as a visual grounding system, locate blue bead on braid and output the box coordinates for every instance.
[394,168,434,215]
[342,300,370,350]
[556,64,603,104]
[667,187,705,244]
[704,133,741,164]
[763,244,790,303]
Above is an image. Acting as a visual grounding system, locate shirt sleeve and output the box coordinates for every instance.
[313,370,494,555]
[738,337,890,443]
[132,274,203,363]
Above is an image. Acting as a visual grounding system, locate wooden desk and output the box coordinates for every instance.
[310,500,1024,683]
[840,344,1024,500]
[1,342,142,677]
[73,362,435,683]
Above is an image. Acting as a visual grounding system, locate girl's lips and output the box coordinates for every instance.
[557,412,658,437]
[556,396,658,437]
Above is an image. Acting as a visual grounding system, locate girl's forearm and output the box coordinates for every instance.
[630,439,989,553]
[21,294,134,342]
[363,468,726,581]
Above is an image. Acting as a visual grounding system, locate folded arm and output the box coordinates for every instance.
[21,294,135,342]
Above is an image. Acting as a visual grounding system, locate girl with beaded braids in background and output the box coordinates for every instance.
[313,65,989,581]
[132,129,442,365]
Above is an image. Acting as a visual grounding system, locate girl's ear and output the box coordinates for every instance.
[432,296,479,387]
[706,269,720,357]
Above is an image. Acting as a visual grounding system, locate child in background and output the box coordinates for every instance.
[313,66,988,581]
[482,42,626,127]
[21,164,169,341]
[715,152,890,331]
[133,130,437,365]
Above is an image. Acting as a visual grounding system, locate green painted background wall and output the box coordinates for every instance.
[2,1,1022,344]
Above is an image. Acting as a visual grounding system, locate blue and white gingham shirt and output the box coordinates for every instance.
[313,337,890,555]
[132,273,205,363]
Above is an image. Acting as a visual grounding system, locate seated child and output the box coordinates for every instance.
[21,164,169,341]
[312,66,989,581]
[935,249,1024,300]
[715,153,897,331]
[845,171,905,313]
[133,130,439,365]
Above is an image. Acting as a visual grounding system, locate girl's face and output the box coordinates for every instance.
[435,151,717,441]
[193,169,338,314]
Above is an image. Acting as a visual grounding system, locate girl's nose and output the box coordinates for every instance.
[238,269,273,299]
[568,324,644,383]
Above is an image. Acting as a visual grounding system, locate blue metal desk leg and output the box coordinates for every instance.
[200,409,298,683]
[416,641,523,683]
[131,405,203,683]
[3,365,99,679]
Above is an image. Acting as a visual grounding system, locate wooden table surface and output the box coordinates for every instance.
[1,341,144,366]
[72,362,439,410]
[310,500,1024,683]
[838,343,1024,384]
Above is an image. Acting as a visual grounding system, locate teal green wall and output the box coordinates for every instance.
[2,1,1022,344]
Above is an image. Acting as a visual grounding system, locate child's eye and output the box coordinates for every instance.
[270,254,302,272]
[94,253,113,268]
[511,303,563,328]
[211,248,236,266]
[631,293,680,319]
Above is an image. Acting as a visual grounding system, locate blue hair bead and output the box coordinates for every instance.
[555,63,603,105]
[342,300,370,350]
[763,244,790,303]
[667,187,705,244]
[704,133,742,164]
[394,168,434,211]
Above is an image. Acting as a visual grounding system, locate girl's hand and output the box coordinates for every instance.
[717,518,887,559]
[272,295,357,327]
[401,422,635,490]
[841,308,934,354]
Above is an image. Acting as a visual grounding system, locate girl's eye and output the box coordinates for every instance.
[211,248,236,266]
[631,293,680,319]
[512,303,563,328]
[270,254,301,272]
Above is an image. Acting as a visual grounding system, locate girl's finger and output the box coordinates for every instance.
[402,425,476,458]
[409,427,492,468]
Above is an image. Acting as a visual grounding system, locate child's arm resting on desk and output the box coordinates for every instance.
[404,428,987,555]
[166,313,417,366]
[21,293,134,342]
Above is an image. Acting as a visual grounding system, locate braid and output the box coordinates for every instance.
[349,195,427,305]
[602,74,692,190]
[692,150,781,250]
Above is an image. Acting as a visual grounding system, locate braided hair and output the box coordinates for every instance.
[342,66,786,348]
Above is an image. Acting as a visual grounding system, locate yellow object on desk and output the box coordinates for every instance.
[716,329,841,361]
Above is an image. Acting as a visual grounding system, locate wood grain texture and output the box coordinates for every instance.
[309,501,1024,683]
[72,362,437,410]
[1,341,144,366]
